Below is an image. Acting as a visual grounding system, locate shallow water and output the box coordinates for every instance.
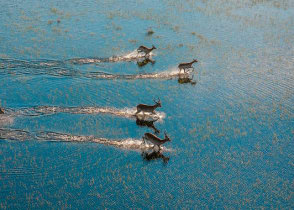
[0,0,293,209]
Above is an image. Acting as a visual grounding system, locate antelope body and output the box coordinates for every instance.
[135,98,161,115]
[137,45,156,57]
[0,108,4,114]
[142,132,171,149]
[178,59,198,73]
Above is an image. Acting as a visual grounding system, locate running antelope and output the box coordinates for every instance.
[142,132,171,150]
[0,108,4,114]
[135,98,161,115]
[137,45,156,57]
[178,59,198,73]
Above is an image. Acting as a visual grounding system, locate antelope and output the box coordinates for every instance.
[0,108,4,114]
[137,45,156,57]
[142,132,171,150]
[135,98,161,115]
[178,59,198,73]
[136,117,160,134]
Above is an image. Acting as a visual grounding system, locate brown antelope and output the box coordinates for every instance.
[0,108,4,114]
[137,45,156,57]
[178,59,198,73]
[135,98,161,115]
[142,132,171,150]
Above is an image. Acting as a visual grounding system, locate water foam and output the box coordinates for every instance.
[0,115,14,126]
[68,50,152,64]
[37,131,172,152]
[1,57,192,82]
[4,106,166,121]
[0,128,172,152]
[86,67,185,80]
[108,50,150,62]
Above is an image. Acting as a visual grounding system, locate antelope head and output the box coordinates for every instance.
[152,45,157,50]
[193,59,198,63]
[164,131,171,142]
[153,98,161,107]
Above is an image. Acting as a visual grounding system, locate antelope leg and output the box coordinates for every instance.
[142,137,146,145]
[134,110,141,115]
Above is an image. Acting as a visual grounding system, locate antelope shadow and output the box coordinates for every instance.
[141,149,170,164]
[135,115,160,134]
[137,57,156,68]
[178,74,197,85]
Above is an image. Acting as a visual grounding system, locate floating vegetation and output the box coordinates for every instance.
[146,28,154,36]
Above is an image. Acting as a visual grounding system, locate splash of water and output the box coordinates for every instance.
[3,106,166,122]
[86,67,185,80]
[0,115,14,126]
[68,50,152,64]
[0,128,172,152]
[1,58,192,81]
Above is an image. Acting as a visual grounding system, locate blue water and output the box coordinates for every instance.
[1,0,294,208]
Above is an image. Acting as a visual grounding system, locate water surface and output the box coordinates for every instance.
[0,0,293,208]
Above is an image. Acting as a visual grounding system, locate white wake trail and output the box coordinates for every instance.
[86,67,189,80]
[68,49,154,64]
[0,115,14,126]
[0,128,173,152]
[3,106,166,122]
[36,131,172,152]
[33,106,165,121]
